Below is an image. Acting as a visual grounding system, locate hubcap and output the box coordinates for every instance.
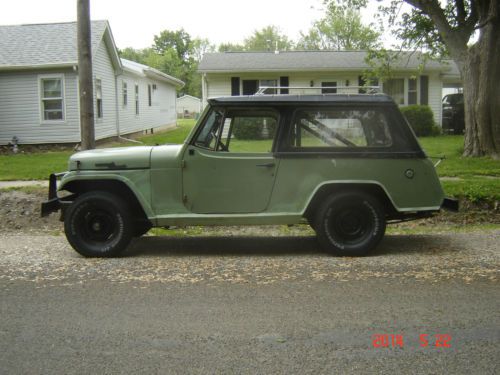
[330,204,372,244]
[80,208,117,243]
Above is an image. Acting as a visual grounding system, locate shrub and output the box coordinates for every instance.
[400,105,440,137]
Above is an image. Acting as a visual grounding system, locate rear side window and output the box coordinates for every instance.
[288,108,393,149]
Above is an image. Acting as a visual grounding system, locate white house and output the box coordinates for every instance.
[176,95,201,117]
[0,20,184,145]
[198,51,461,126]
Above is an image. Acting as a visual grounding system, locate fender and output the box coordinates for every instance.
[59,171,154,219]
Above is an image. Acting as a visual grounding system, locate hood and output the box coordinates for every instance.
[69,146,153,171]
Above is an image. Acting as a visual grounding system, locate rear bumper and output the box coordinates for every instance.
[441,197,459,212]
[40,172,66,217]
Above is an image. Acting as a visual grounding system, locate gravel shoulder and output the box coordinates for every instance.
[0,187,499,286]
[1,231,498,285]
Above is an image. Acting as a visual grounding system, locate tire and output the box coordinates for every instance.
[315,191,386,256]
[64,191,133,257]
[133,221,152,237]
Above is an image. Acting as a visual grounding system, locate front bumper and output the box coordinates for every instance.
[40,172,66,217]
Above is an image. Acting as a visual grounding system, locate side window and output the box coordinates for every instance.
[193,109,278,153]
[122,81,128,106]
[220,111,278,153]
[39,75,65,121]
[95,79,103,119]
[135,84,139,115]
[289,109,392,149]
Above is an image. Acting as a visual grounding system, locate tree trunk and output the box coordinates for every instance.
[461,6,500,158]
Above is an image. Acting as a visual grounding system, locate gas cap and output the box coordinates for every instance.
[405,169,415,179]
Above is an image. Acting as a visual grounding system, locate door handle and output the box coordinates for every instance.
[256,163,275,168]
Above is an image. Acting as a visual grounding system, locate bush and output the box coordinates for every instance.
[400,105,440,137]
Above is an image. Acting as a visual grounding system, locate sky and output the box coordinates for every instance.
[0,0,387,50]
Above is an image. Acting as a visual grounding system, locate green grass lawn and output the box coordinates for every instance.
[0,123,498,203]
[0,151,72,180]
[419,135,500,177]
[0,119,197,181]
[136,119,195,145]
[419,135,500,202]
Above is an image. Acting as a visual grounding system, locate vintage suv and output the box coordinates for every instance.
[42,91,457,257]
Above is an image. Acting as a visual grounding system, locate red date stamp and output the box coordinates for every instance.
[372,333,452,348]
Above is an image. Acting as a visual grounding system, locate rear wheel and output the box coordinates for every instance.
[64,191,133,257]
[315,191,386,256]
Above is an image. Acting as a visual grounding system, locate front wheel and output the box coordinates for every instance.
[315,191,386,256]
[64,191,133,257]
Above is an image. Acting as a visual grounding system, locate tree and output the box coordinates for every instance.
[120,30,213,98]
[119,47,149,63]
[153,29,192,59]
[191,38,216,62]
[217,26,293,52]
[218,42,245,52]
[374,0,500,158]
[244,25,294,51]
[298,2,380,50]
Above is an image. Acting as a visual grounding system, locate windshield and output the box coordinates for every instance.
[182,105,211,145]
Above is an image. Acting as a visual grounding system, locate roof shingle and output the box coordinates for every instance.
[198,51,454,73]
[0,20,108,68]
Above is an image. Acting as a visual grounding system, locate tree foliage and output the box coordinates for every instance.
[219,25,293,52]
[297,1,380,50]
[153,29,192,59]
[243,25,294,51]
[120,29,215,98]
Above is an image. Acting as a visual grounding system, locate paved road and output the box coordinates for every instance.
[1,232,499,374]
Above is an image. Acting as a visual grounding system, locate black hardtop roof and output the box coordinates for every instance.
[208,94,396,105]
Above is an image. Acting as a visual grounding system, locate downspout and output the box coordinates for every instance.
[115,72,143,144]
[114,73,121,137]
[201,73,207,110]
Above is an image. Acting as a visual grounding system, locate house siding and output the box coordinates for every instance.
[0,69,80,145]
[0,21,183,146]
[92,40,118,140]
[117,71,177,135]
[204,71,444,126]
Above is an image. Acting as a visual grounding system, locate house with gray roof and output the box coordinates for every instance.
[198,51,461,126]
[0,20,184,145]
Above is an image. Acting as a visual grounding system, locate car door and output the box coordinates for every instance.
[182,108,279,214]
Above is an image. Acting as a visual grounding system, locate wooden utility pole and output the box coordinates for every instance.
[77,0,95,150]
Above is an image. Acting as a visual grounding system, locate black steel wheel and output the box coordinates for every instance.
[64,191,133,257]
[315,191,386,256]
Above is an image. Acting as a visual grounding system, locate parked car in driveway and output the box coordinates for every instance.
[42,88,458,257]
[442,93,464,134]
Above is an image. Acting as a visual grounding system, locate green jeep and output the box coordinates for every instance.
[41,93,457,257]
